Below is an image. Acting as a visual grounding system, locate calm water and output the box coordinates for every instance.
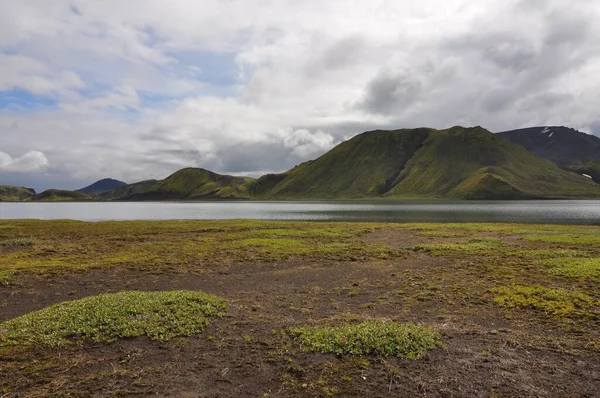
[1,201,600,224]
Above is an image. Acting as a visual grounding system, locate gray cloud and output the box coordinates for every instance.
[355,0,600,134]
[358,70,422,116]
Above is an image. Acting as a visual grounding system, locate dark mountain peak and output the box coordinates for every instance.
[497,126,600,166]
[169,167,217,177]
[78,178,127,195]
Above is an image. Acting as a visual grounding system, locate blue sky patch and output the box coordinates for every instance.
[0,90,58,113]
[169,50,240,87]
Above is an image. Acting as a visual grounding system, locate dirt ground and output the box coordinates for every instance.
[0,223,599,397]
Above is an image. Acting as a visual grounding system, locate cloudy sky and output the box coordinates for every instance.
[1,0,600,191]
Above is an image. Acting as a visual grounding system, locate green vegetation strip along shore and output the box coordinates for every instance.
[0,220,402,283]
[0,291,227,347]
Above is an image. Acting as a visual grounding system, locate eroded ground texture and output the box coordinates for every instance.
[0,220,599,397]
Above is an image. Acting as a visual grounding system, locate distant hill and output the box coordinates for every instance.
[32,189,97,202]
[251,126,600,199]
[129,168,255,200]
[0,185,36,201]
[497,126,600,167]
[99,179,158,200]
[77,178,127,195]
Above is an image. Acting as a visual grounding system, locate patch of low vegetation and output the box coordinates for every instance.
[414,236,503,254]
[398,222,593,235]
[290,321,441,359]
[0,220,399,276]
[511,248,586,259]
[542,257,600,278]
[0,270,15,285]
[0,290,227,347]
[491,286,597,318]
[417,230,465,238]
[0,237,38,247]
[525,234,600,246]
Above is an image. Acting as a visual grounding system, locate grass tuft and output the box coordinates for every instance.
[0,290,227,347]
[290,321,441,359]
[491,285,597,317]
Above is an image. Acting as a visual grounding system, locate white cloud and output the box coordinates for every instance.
[277,128,335,158]
[0,150,49,173]
[0,54,85,96]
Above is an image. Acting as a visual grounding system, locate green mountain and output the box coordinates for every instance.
[129,168,255,200]
[100,179,158,200]
[251,128,431,198]
[32,189,98,202]
[251,126,600,199]
[0,185,36,201]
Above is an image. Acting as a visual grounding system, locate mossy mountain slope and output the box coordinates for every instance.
[254,127,600,199]
[385,126,600,199]
[0,185,36,201]
[32,189,97,202]
[252,128,432,198]
[100,179,158,200]
[130,168,254,200]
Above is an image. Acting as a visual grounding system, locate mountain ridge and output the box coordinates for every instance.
[6,125,600,201]
[32,189,97,202]
[252,126,599,200]
[126,168,255,201]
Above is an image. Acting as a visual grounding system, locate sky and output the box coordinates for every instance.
[1,0,600,191]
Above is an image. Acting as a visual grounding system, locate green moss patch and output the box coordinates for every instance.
[0,270,15,285]
[0,290,227,347]
[415,237,503,254]
[491,286,597,317]
[542,258,600,278]
[291,321,441,359]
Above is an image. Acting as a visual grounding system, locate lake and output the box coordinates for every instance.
[1,200,600,224]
